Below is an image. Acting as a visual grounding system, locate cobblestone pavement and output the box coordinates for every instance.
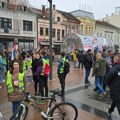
[0,62,119,120]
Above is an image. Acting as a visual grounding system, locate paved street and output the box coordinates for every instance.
[0,61,120,120]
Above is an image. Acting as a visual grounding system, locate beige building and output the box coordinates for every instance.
[100,7,120,28]
[32,5,80,54]
[95,20,120,50]
[0,0,37,50]
[71,10,95,35]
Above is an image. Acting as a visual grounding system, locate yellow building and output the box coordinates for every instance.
[71,10,95,35]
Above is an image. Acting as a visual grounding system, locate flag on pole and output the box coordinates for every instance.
[11,43,17,60]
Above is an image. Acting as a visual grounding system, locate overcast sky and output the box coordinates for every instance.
[29,0,120,19]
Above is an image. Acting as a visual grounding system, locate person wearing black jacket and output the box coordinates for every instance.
[84,49,93,85]
[106,53,120,116]
[32,53,40,95]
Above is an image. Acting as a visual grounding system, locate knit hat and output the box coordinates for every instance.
[87,49,92,53]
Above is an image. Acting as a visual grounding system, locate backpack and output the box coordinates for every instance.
[44,63,51,76]
[63,59,70,74]
[82,55,87,65]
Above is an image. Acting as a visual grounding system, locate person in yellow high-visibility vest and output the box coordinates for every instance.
[6,60,29,113]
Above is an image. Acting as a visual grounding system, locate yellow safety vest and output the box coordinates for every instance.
[25,60,32,68]
[6,71,25,93]
[60,58,66,74]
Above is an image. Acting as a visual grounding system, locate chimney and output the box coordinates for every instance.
[42,5,46,11]
[46,8,48,11]
[53,4,56,10]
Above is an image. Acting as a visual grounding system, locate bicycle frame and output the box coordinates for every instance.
[10,89,78,120]
[24,92,58,119]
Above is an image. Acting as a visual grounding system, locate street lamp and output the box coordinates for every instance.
[48,0,52,80]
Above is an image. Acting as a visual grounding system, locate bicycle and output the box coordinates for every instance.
[10,89,78,120]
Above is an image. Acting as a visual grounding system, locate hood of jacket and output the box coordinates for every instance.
[25,58,32,62]
[97,58,106,63]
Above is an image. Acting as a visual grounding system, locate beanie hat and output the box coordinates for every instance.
[87,49,92,53]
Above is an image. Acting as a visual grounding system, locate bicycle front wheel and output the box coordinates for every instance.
[50,102,78,120]
[10,105,28,120]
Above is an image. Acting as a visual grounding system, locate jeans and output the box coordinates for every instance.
[27,76,31,83]
[95,76,105,94]
[12,101,20,113]
[85,68,91,83]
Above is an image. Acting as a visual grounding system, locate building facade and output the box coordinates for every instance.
[95,20,120,50]
[70,10,95,35]
[0,0,37,51]
[33,5,80,54]
[52,5,80,54]
[100,7,120,28]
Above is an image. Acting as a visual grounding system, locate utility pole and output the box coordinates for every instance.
[48,0,52,80]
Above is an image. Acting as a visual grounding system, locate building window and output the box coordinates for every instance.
[0,2,6,8]
[86,27,88,34]
[57,17,60,22]
[23,20,32,31]
[22,6,27,11]
[62,30,65,38]
[57,29,60,41]
[45,28,49,36]
[0,17,12,29]
[40,27,43,35]
[52,29,56,37]
[80,25,83,34]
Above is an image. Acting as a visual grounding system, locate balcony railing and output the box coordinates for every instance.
[0,28,20,35]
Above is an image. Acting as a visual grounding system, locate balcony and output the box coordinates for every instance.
[0,28,20,35]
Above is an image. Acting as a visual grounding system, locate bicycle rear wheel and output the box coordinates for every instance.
[50,102,78,120]
[10,105,28,120]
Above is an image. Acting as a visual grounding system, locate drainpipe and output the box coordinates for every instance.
[37,16,39,48]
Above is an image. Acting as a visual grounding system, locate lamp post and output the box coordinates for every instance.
[48,0,52,80]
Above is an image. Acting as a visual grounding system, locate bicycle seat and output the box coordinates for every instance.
[49,89,60,94]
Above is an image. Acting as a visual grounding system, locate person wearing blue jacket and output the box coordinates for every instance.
[0,52,7,82]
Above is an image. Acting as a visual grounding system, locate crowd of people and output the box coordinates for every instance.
[65,48,120,116]
[0,47,120,116]
[0,48,50,113]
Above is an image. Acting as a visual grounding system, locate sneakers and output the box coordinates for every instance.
[106,108,111,116]
[58,92,64,96]
[99,92,107,97]
[93,87,98,91]
[85,81,91,86]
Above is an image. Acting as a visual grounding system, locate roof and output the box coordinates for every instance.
[96,20,120,29]
[29,8,49,19]
[57,10,80,23]
[70,10,94,20]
